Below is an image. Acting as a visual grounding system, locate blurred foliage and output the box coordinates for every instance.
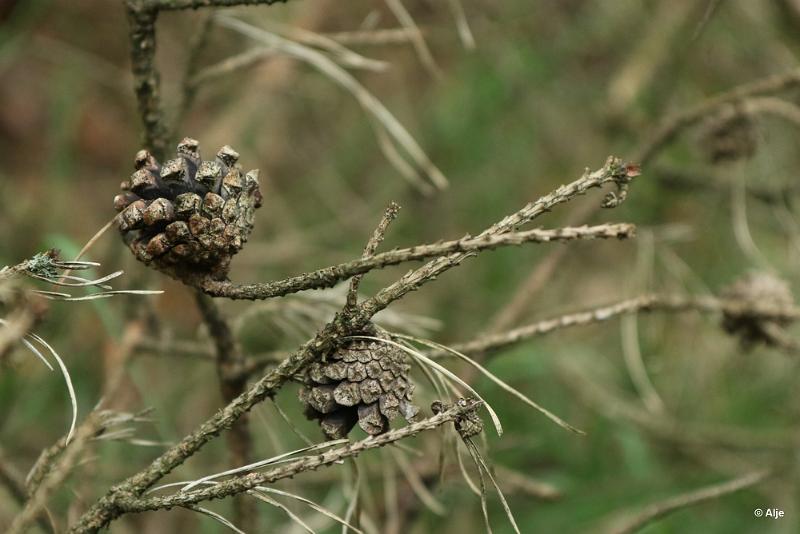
[2,0,800,532]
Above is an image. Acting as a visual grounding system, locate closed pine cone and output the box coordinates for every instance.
[721,272,794,346]
[300,333,419,439]
[114,138,262,281]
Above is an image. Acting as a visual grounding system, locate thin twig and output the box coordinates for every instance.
[440,293,800,357]
[607,469,771,534]
[633,66,800,165]
[347,202,401,309]
[385,0,442,79]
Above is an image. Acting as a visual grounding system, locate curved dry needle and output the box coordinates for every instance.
[52,274,116,289]
[180,439,349,492]
[189,506,245,534]
[0,319,54,371]
[31,290,74,299]
[254,486,365,534]
[455,439,481,496]
[465,438,520,534]
[25,270,122,289]
[398,338,448,400]
[395,334,585,435]
[466,440,492,534]
[20,338,55,370]
[248,490,315,534]
[342,460,362,534]
[52,261,101,270]
[27,332,77,444]
[57,290,163,302]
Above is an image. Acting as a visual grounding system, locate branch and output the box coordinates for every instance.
[69,157,634,532]
[116,400,482,513]
[347,202,401,309]
[125,3,168,160]
[194,293,255,530]
[199,223,635,300]
[633,66,800,165]
[0,448,54,534]
[608,469,771,534]
[440,294,800,357]
[145,0,289,10]
[172,12,215,141]
[653,165,800,205]
[8,414,107,534]
[358,158,638,320]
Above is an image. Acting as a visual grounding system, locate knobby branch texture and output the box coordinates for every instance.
[116,400,482,513]
[199,222,636,300]
[68,157,636,532]
[443,293,800,357]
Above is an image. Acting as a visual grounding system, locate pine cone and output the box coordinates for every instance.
[300,333,419,439]
[114,138,262,281]
[721,272,794,346]
[701,110,757,164]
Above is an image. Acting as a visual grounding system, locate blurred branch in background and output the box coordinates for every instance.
[441,293,800,358]
[193,292,256,530]
[606,469,772,534]
[634,66,800,165]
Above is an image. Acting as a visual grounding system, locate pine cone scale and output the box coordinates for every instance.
[301,333,419,439]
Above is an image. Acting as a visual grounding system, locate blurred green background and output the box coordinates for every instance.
[2,0,800,532]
